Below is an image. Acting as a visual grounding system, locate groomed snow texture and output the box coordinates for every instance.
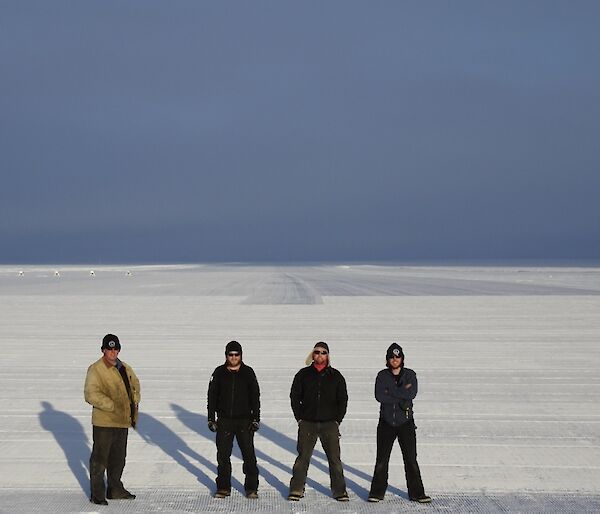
[1,264,599,513]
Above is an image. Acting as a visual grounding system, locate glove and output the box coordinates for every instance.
[208,420,218,433]
[249,420,260,432]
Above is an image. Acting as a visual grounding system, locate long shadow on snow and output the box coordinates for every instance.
[136,412,221,491]
[258,418,377,499]
[172,404,374,498]
[171,404,308,497]
[39,401,90,496]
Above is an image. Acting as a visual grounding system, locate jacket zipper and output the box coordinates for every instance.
[316,372,322,419]
[230,373,236,418]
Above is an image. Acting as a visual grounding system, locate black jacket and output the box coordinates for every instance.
[207,362,260,422]
[375,366,418,427]
[290,365,348,423]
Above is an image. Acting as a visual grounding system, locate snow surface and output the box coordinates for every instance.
[1,264,599,513]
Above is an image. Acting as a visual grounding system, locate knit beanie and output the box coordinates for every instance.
[101,334,121,351]
[314,341,329,353]
[305,341,331,366]
[225,340,242,355]
[386,343,404,360]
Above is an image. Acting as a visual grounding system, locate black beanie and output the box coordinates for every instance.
[225,340,242,355]
[386,343,404,360]
[305,341,331,365]
[314,341,329,353]
[101,334,121,351]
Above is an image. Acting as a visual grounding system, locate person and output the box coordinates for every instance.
[368,343,431,503]
[288,342,349,502]
[207,341,261,499]
[84,334,140,505]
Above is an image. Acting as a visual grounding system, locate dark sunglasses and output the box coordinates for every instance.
[227,352,240,357]
[313,350,328,355]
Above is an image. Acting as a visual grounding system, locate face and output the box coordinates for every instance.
[226,351,241,367]
[102,348,120,366]
[312,347,328,365]
[388,355,403,369]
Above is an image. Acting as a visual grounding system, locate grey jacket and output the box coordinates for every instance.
[375,367,418,427]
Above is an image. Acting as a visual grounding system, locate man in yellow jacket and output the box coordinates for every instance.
[84,334,140,505]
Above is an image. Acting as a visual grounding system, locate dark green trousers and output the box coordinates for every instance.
[89,426,128,501]
[289,420,347,497]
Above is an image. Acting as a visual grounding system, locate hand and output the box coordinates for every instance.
[208,420,218,433]
[249,420,260,432]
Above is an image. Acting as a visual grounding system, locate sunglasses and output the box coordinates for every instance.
[227,352,240,357]
[313,350,328,355]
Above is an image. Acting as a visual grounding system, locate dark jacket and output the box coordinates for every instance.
[375,366,418,427]
[207,362,260,422]
[290,365,348,423]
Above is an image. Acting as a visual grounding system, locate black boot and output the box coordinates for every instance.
[106,487,136,499]
[410,494,432,503]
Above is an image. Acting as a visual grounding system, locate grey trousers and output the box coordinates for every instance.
[289,420,347,497]
[89,426,128,500]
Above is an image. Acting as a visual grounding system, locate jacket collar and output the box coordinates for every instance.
[385,366,404,378]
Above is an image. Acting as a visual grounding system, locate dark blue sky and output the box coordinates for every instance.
[2,2,599,263]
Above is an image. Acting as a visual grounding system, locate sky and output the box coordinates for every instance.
[1,1,599,264]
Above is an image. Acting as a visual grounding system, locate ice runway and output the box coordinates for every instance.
[1,264,599,513]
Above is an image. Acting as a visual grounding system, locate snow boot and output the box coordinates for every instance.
[410,494,432,503]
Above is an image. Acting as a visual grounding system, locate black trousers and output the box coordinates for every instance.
[215,418,259,492]
[89,426,128,501]
[289,420,347,497]
[369,419,425,499]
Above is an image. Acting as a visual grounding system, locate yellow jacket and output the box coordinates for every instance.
[84,357,141,428]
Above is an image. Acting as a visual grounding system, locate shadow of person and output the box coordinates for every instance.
[171,403,302,497]
[38,401,90,496]
[258,420,372,498]
[136,412,216,490]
